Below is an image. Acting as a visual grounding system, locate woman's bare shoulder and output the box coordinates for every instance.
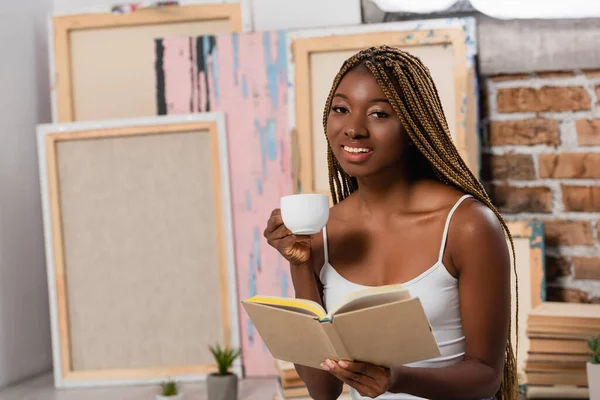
[447,194,510,274]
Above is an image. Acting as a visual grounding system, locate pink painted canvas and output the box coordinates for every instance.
[155,32,294,376]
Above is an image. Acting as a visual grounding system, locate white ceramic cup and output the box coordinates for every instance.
[280,194,330,235]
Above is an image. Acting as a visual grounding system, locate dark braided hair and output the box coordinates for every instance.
[322,45,519,400]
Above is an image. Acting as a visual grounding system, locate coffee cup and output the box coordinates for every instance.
[280,194,330,235]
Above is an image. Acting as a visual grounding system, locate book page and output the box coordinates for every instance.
[333,298,440,367]
[244,295,327,319]
[329,284,411,316]
[241,301,339,369]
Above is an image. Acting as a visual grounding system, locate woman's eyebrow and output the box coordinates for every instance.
[333,93,390,103]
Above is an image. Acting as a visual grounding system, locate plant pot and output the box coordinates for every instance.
[588,362,600,399]
[207,373,238,400]
[156,395,183,400]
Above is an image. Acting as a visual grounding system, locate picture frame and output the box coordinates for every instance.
[49,1,250,123]
[37,113,241,387]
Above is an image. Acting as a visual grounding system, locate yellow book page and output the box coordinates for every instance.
[329,283,411,316]
[244,295,327,319]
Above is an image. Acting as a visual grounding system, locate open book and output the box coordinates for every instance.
[241,284,441,369]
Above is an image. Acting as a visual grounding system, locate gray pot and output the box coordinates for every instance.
[207,373,238,400]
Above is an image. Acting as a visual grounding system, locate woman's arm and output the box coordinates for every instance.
[324,200,512,399]
[290,261,344,400]
[388,201,512,399]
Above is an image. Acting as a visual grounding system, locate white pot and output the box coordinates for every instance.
[156,395,183,400]
[587,362,600,399]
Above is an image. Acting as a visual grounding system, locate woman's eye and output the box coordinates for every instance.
[371,111,389,118]
[331,106,348,114]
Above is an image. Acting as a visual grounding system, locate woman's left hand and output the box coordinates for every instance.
[321,359,392,398]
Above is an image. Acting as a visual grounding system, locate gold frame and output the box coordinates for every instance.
[505,220,545,309]
[43,120,233,382]
[51,3,243,123]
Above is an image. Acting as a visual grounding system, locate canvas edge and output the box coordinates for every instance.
[36,124,64,387]
[213,113,244,378]
[50,0,246,18]
[505,220,547,303]
[285,16,473,40]
[48,15,58,123]
[35,112,243,387]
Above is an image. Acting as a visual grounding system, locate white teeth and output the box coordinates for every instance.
[343,146,371,154]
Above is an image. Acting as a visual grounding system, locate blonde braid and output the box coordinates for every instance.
[321,45,519,400]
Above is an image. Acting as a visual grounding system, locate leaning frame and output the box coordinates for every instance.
[49,1,250,123]
[36,113,241,388]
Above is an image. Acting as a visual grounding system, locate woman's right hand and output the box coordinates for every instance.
[264,208,312,265]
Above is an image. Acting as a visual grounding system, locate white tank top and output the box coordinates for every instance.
[319,194,472,400]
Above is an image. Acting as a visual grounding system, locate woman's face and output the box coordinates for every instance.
[326,65,407,180]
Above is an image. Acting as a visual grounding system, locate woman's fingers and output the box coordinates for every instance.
[264,209,284,237]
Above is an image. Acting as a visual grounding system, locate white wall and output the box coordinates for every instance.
[0,0,54,389]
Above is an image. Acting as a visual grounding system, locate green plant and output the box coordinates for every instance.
[209,343,240,375]
[587,334,600,364]
[160,378,178,396]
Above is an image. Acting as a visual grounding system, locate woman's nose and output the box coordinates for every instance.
[345,127,368,139]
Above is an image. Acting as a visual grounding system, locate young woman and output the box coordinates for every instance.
[264,45,518,400]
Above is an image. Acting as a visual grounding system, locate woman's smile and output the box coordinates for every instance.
[341,144,374,163]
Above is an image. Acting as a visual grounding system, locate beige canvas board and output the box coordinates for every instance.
[37,114,241,388]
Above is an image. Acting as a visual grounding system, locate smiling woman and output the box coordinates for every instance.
[264,45,518,400]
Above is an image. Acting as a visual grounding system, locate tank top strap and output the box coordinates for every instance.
[322,225,329,265]
[437,194,473,263]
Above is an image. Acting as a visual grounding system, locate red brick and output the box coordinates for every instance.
[583,69,600,78]
[572,257,600,280]
[497,86,591,113]
[489,119,560,146]
[536,71,575,79]
[489,73,531,82]
[544,221,594,246]
[539,153,600,179]
[545,255,572,281]
[576,119,600,146]
[562,185,600,212]
[482,154,535,181]
[547,287,590,303]
[492,185,552,213]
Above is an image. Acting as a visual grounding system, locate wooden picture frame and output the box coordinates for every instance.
[37,113,241,388]
[49,1,250,123]
[505,220,546,386]
[286,18,479,197]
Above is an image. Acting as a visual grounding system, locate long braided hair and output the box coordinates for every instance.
[321,45,519,400]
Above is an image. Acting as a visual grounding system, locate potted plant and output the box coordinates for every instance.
[587,334,600,399]
[207,343,241,400]
[157,378,182,400]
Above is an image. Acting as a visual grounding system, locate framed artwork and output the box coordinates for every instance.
[505,220,546,386]
[49,1,250,123]
[287,18,480,198]
[37,113,241,387]
[154,30,294,377]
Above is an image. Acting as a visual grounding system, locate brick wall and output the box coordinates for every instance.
[482,70,600,303]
